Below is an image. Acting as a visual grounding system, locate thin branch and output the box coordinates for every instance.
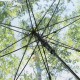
[0,40,36,58]
[15,41,39,80]
[14,35,33,80]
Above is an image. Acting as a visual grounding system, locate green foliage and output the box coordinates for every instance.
[0,0,80,80]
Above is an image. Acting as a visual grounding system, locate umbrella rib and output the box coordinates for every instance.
[37,15,80,32]
[0,36,27,53]
[0,40,36,58]
[43,18,80,37]
[1,25,27,35]
[0,23,27,31]
[26,0,34,29]
[14,35,33,80]
[35,0,56,30]
[15,41,39,80]
[42,46,52,80]
[53,18,80,33]
[38,45,51,80]
[28,0,37,28]
[41,0,60,36]
[47,38,80,52]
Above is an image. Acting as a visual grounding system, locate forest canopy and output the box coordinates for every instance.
[0,0,80,80]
